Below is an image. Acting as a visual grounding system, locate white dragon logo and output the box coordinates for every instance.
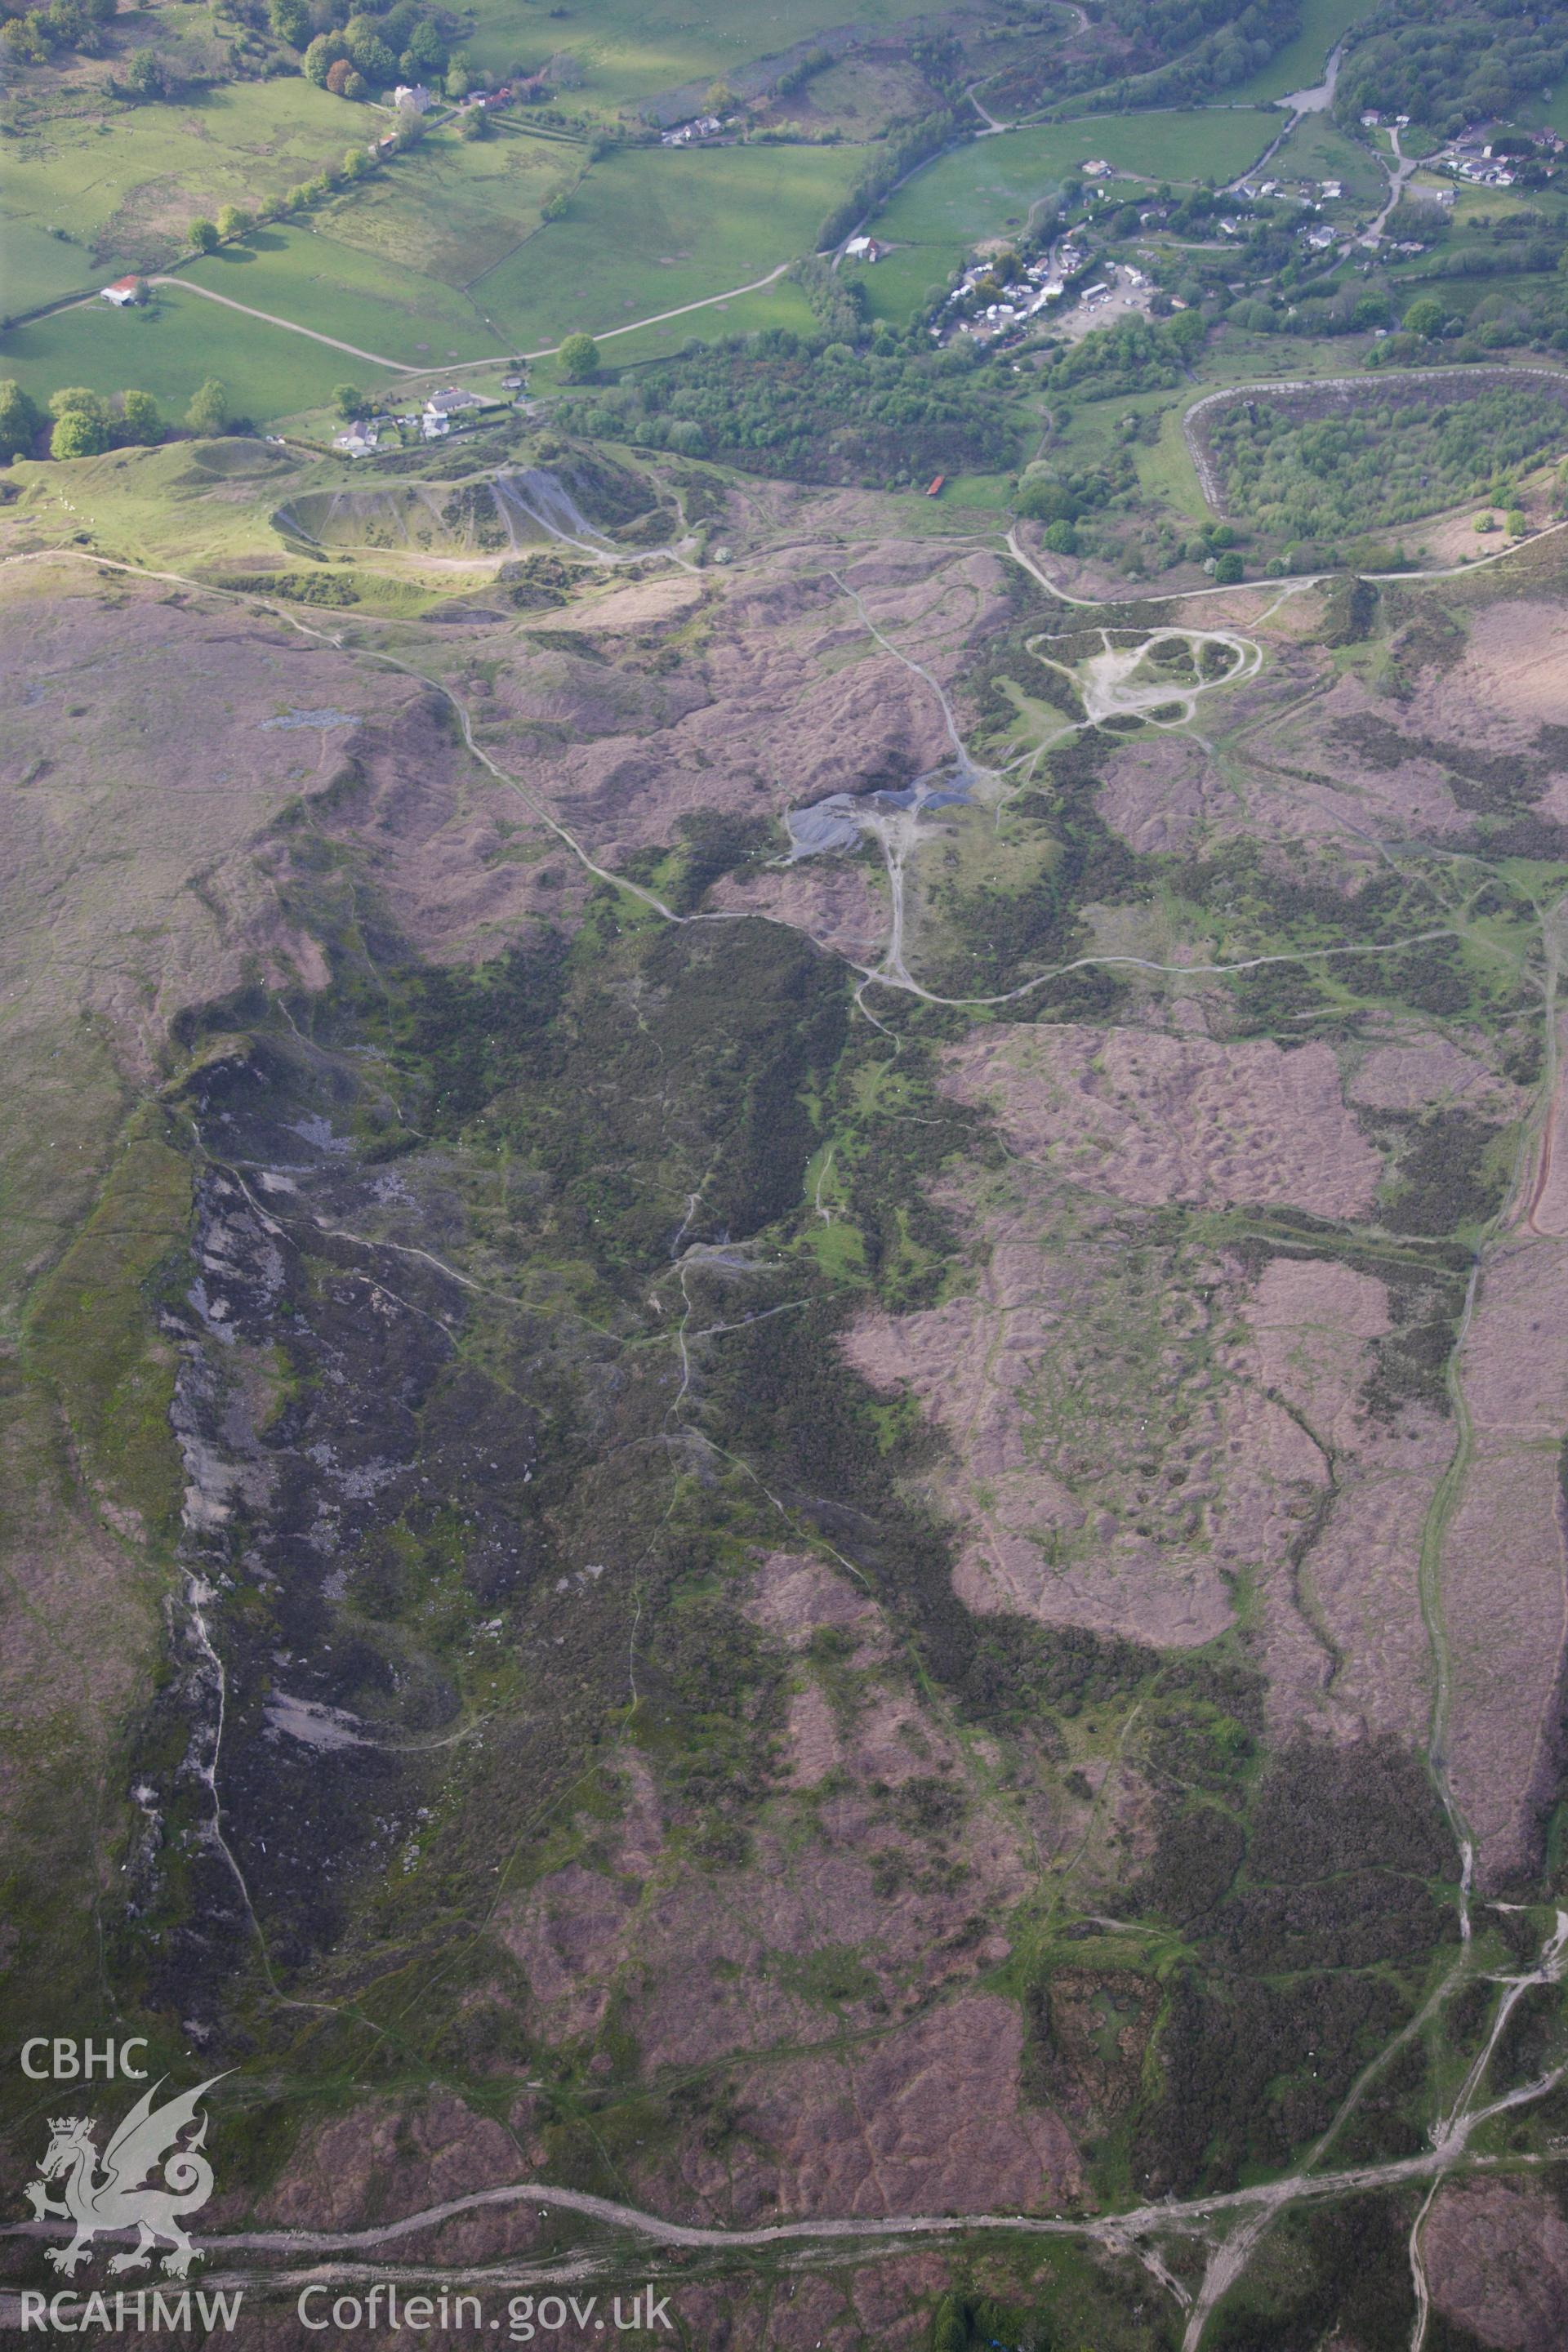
[25,2074,227,2278]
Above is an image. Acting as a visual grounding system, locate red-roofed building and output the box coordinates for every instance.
[100,276,143,307]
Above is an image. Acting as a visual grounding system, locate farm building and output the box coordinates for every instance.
[424,388,486,422]
[100,278,143,307]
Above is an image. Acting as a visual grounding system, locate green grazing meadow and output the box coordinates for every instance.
[0,284,368,421]
[181,223,500,367]
[549,276,821,372]
[459,0,910,109]
[1262,113,1385,202]
[312,123,577,287]
[3,220,96,317]
[870,111,1276,260]
[1223,0,1379,100]
[470,140,863,349]
[2,79,367,275]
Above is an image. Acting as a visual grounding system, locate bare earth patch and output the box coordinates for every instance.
[1424,2179,1568,2350]
[1441,1238,1568,1882]
[940,1023,1379,1217]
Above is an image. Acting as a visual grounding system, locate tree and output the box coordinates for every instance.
[48,385,108,421]
[2,15,51,62]
[118,388,162,443]
[444,57,469,96]
[215,203,252,240]
[124,46,172,96]
[705,78,734,113]
[1016,475,1078,524]
[268,0,309,45]
[304,30,346,83]
[1508,508,1527,537]
[0,381,44,461]
[332,382,367,419]
[1214,550,1244,584]
[51,408,109,459]
[342,145,373,178]
[1402,296,1445,340]
[401,17,444,71]
[1043,518,1079,555]
[458,100,488,137]
[185,377,229,434]
[326,56,353,91]
[558,332,599,381]
[189,217,220,252]
[350,31,395,81]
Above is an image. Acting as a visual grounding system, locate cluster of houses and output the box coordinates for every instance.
[332,383,503,458]
[660,112,727,146]
[932,252,1067,345]
[929,237,1157,349]
[1437,128,1563,187]
[1236,176,1343,204]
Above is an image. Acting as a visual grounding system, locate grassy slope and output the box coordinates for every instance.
[853,112,1277,325]
[470,140,862,348]
[1264,113,1386,202]
[1223,0,1379,102]
[460,0,909,107]
[1,284,368,421]
[180,222,501,368]
[541,274,821,372]
[3,78,365,273]
[4,220,99,314]
[869,113,1276,300]
[310,122,577,285]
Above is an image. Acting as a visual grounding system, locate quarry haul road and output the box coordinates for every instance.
[2,2044,1562,2310]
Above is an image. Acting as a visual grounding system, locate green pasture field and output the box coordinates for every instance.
[1222,0,1378,103]
[0,283,365,421]
[870,111,1277,261]
[551,275,821,375]
[312,122,577,288]
[849,241,950,329]
[3,220,96,316]
[469,140,862,349]
[460,0,911,112]
[2,78,367,273]
[1263,113,1384,203]
[180,221,501,367]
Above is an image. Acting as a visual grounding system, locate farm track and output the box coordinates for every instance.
[99,264,801,394]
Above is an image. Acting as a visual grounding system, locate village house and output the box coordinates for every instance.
[100,277,143,307]
[394,82,433,113]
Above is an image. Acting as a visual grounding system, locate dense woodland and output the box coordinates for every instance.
[1336,0,1568,132]
[563,331,1018,485]
[1205,381,1568,538]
